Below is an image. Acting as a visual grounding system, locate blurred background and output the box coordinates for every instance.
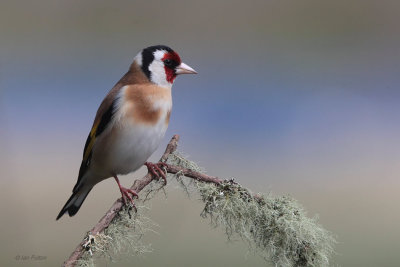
[1,0,400,266]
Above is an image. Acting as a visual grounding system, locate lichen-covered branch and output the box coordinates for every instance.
[64,135,336,267]
[166,152,336,267]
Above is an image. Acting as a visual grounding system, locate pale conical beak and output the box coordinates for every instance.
[176,62,197,74]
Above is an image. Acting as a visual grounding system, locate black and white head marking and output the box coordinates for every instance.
[135,45,176,88]
[134,45,196,87]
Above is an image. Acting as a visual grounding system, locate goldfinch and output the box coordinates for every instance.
[56,45,196,220]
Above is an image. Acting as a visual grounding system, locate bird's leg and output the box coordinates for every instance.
[144,162,168,185]
[113,175,138,208]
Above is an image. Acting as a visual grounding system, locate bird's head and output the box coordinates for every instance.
[134,45,197,88]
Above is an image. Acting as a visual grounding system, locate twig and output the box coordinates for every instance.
[164,163,222,184]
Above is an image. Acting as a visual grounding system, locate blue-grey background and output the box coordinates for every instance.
[1,0,400,266]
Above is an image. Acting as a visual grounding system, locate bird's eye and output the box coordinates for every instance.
[164,59,173,66]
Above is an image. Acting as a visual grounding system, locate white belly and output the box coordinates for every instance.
[92,118,168,178]
[113,119,167,174]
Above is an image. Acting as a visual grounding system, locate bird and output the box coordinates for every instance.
[56,45,197,220]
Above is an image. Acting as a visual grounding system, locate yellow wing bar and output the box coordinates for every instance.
[83,120,100,162]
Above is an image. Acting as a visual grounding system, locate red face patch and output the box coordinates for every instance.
[162,51,181,83]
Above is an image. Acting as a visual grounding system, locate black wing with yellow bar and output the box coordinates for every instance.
[73,100,116,192]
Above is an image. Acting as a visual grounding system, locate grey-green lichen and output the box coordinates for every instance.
[197,181,335,266]
[75,204,156,267]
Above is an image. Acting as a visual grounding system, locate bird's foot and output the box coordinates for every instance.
[145,162,168,185]
[119,186,138,211]
[114,175,138,211]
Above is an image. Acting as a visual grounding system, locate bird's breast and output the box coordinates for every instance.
[94,84,172,176]
[122,84,172,126]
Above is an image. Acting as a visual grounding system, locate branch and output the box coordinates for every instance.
[164,163,222,184]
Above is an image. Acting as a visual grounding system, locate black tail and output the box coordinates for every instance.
[56,186,92,220]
